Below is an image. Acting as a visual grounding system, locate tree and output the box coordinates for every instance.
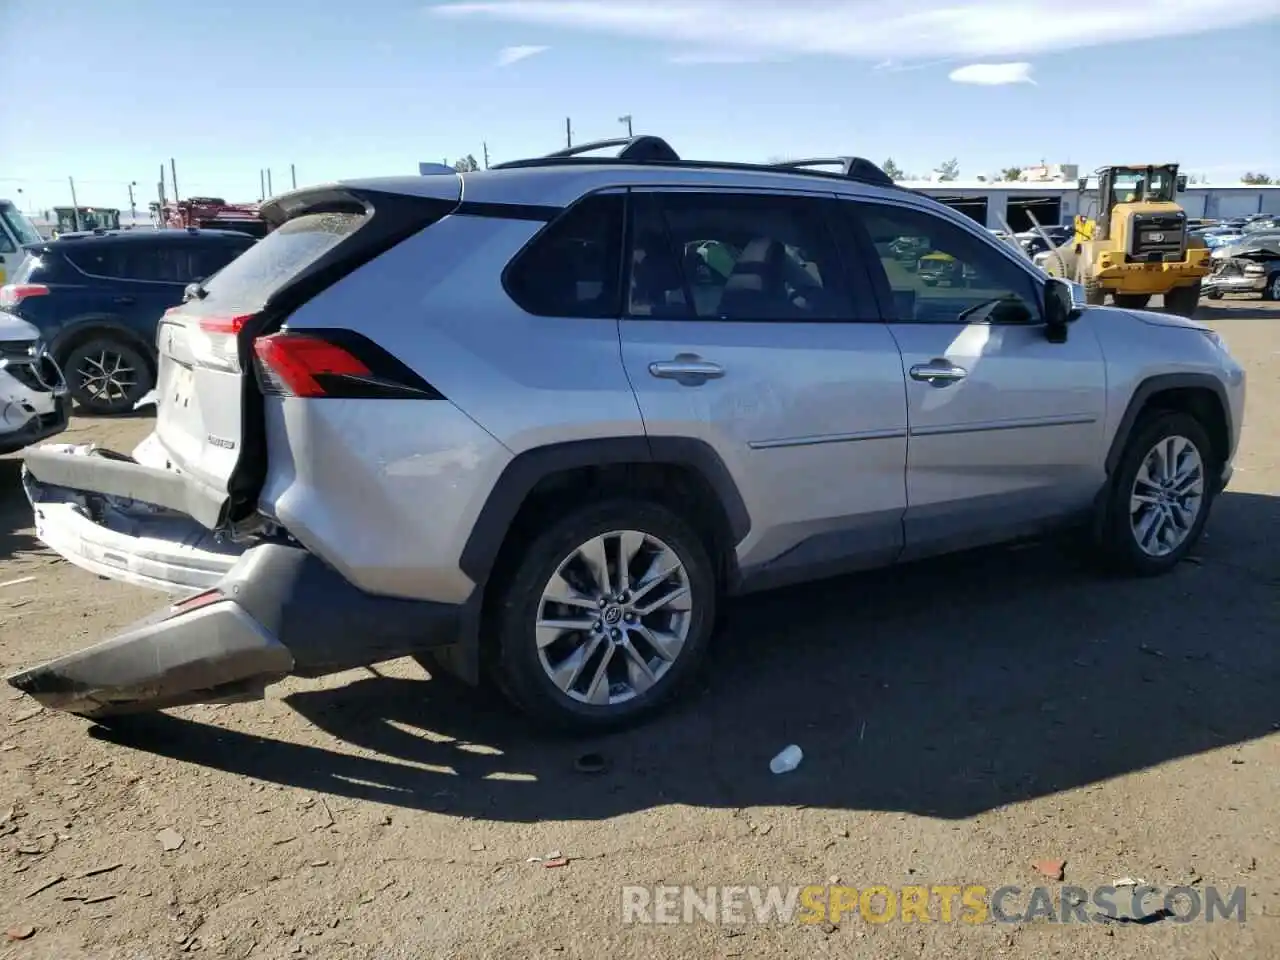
[937,158,960,181]
[453,154,480,173]
[882,158,905,181]
[1000,166,1023,181]
[1241,171,1274,185]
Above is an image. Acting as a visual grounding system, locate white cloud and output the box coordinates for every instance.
[495,44,548,66]
[949,62,1035,85]
[433,1,1280,61]
[668,49,780,65]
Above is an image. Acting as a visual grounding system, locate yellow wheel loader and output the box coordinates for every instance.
[1041,164,1211,317]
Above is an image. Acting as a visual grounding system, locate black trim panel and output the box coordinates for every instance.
[458,436,751,584]
[454,200,562,222]
[1104,373,1232,476]
[734,510,904,594]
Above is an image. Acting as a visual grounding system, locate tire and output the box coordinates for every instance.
[1264,272,1280,302]
[488,499,718,733]
[1113,293,1151,309]
[1083,276,1106,305]
[1164,281,1202,318]
[1096,410,1217,576]
[63,337,153,415]
[1206,289,1223,301]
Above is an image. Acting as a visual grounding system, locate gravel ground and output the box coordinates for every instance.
[1,299,1277,960]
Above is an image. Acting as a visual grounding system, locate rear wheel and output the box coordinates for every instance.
[1096,410,1216,576]
[489,499,717,733]
[1264,272,1280,301]
[1113,293,1151,309]
[64,337,153,416]
[1164,281,1202,318]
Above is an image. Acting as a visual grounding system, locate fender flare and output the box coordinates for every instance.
[49,317,156,369]
[1104,372,1232,476]
[457,435,751,585]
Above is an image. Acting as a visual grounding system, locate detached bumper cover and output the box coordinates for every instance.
[1203,274,1267,294]
[22,447,243,592]
[7,543,465,718]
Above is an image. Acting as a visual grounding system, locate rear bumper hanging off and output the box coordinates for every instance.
[8,544,465,718]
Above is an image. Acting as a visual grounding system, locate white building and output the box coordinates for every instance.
[901,180,1280,231]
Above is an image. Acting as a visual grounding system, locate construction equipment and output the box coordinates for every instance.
[1041,164,1210,316]
[153,197,269,237]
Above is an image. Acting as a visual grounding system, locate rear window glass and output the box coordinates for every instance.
[200,211,366,307]
[504,194,624,318]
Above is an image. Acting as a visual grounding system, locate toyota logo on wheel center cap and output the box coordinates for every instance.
[603,605,623,625]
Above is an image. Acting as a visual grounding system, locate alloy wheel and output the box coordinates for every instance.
[77,349,138,406]
[535,530,692,706]
[1129,435,1205,557]
[1270,274,1280,300]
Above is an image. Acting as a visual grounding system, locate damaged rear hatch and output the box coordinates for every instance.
[10,178,464,716]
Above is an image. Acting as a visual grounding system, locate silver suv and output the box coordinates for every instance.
[10,137,1247,732]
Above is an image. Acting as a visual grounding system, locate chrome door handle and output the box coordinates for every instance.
[909,360,968,386]
[649,354,725,385]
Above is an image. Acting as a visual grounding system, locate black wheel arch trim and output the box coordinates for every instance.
[457,436,751,585]
[1104,372,1232,476]
[50,318,156,368]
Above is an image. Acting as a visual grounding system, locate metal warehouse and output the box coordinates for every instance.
[902,181,1280,231]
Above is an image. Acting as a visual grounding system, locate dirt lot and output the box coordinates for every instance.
[1,300,1277,960]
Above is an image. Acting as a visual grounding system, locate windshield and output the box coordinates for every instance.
[1110,167,1177,205]
[0,203,42,246]
[55,208,120,232]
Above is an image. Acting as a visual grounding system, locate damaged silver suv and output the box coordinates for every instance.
[9,137,1247,732]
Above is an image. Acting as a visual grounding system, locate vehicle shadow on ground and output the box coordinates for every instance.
[0,459,40,560]
[1194,302,1277,321]
[91,490,1280,823]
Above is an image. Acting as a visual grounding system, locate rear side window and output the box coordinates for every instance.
[63,244,129,279]
[200,211,367,308]
[504,194,624,318]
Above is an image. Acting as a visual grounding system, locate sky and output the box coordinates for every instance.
[2,0,1278,214]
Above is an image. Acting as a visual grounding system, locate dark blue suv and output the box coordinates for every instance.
[3,228,255,414]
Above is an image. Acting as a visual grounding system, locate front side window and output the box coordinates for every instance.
[628,192,853,321]
[504,193,624,318]
[849,202,1042,324]
[64,244,128,279]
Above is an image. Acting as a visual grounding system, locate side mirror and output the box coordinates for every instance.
[1043,277,1082,343]
[182,282,201,302]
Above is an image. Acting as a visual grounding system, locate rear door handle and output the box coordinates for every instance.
[649,354,725,385]
[909,360,968,386]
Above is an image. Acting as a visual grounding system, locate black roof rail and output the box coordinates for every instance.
[495,135,681,169]
[490,136,905,190]
[767,157,895,187]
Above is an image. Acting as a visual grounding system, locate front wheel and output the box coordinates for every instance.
[1164,281,1202,318]
[63,338,153,415]
[489,500,718,732]
[1096,410,1217,576]
[1264,272,1280,302]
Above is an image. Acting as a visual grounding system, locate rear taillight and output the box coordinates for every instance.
[189,313,253,373]
[0,283,49,309]
[252,329,443,400]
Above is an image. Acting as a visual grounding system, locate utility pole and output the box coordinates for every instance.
[159,164,167,205]
[267,169,273,196]
[618,114,633,137]
[127,181,137,224]
[68,176,81,231]
[259,170,266,201]
[483,142,490,169]
[565,117,572,149]
[170,158,180,203]
[290,163,297,189]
